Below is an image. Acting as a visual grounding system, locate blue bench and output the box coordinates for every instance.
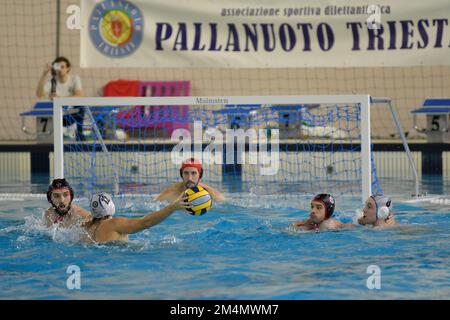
[20,101,54,117]
[20,101,117,142]
[20,101,55,141]
[411,98,450,142]
[411,98,450,115]
[20,101,117,118]
[212,104,316,138]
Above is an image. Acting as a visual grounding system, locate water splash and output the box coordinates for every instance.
[22,214,84,245]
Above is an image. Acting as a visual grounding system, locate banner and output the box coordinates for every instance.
[80,0,450,68]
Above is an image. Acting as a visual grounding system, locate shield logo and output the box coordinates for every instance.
[90,0,143,58]
[111,18,122,37]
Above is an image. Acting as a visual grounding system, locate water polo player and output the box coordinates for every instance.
[43,178,91,228]
[156,157,225,203]
[291,194,354,231]
[357,194,396,227]
[82,192,192,243]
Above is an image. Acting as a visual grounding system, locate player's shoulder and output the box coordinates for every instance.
[198,182,213,189]
[106,216,128,228]
[104,216,135,235]
[44,207,54,217]
[43,208,54,226]
[163,182,185,195]
[71,204,90,217]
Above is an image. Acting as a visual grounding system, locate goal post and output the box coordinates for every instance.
[53,95,373,202]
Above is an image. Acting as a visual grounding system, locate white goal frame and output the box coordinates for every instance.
[53,95,372,201]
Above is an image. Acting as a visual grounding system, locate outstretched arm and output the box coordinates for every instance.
[199,182,225,202]
[155,190,171,202]
[290,219,310,228]
[339,222,356,229]
[327,220,355,230]
[112,195,191,235]
[36,64,51,99]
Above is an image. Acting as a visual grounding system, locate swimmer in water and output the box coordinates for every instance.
[83,192,192,243]
[43,178,91,228]
[156,157,225,203]
[357,194,396,227]
[290,194,354,231]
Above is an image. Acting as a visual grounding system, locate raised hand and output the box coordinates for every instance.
[385,214,396,225]
[172,192,192,210]
[43,63,52,75]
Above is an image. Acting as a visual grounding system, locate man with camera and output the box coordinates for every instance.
[36,56,85,140]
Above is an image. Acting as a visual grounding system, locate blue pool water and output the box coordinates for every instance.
[0,177,449,300]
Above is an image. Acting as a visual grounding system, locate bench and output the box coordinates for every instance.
[212,104,321,139]
[20,101,56,143]
[20,79,191,142]
[20,101,114,142]
[411,98,450,142]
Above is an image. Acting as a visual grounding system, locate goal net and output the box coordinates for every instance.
[53,95,382,202]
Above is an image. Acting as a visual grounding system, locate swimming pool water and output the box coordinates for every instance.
[0,177,449,300]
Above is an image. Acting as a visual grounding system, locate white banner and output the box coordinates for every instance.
[80,0,450,68]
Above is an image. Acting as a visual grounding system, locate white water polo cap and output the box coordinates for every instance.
[370,194,392,220]
[90,192,115,219]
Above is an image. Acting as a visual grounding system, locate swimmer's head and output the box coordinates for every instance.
[310,194,335,223]
[358,194,392,225]
[180,158,203,188]
[90,192,115,219]
[47,178,74,215]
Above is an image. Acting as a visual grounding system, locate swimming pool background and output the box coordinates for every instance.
[0,176,449,299]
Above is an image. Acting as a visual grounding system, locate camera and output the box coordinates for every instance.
[52,62,61,71]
